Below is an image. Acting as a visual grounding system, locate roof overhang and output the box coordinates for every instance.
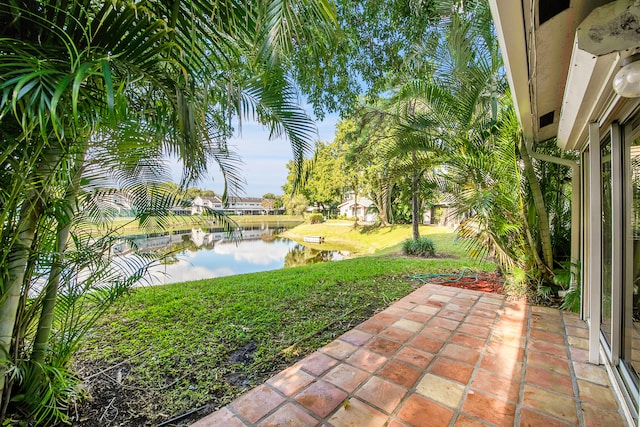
[489,0,640,150]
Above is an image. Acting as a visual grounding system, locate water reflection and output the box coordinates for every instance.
[115,224,348,286]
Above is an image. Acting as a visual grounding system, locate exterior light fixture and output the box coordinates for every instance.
[613,53,640,98]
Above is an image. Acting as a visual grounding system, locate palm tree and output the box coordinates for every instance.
[389,3,558,289]
[0,0,336,421]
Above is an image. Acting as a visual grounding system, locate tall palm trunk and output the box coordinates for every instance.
[0,147,60,410]
[411,153,420,240]
[31,146,86,363]
[374,177,391,226]
[353,191,359,226]
[519,138,553,271]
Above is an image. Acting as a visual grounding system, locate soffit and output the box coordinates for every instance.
[491,0,613,144]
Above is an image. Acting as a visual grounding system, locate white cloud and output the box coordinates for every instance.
[144,261,234,286]
[213,240,292,265]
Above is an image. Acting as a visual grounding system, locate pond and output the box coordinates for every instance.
[115,223,349,286]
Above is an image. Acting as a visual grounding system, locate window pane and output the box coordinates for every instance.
[602,138,613,345]
[627,138,640,381]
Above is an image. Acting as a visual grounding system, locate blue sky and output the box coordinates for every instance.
[169,112,340,197]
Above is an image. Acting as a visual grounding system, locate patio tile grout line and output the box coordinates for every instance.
[399,286,464,427]
[299,285,441,425]
[447,289,499,427]
[326,284,460,425]
[349,285,460,425]
[384,287,526,427]
[514,299,532,426]
[423,287,485,426]
[563,310,587,427]
[520,307,586,426]
[410,287,470,426]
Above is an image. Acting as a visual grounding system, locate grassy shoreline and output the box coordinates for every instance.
[73,227,493,425]
[283,221,480,259]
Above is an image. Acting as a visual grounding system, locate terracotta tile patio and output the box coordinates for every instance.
[192,283,627,426]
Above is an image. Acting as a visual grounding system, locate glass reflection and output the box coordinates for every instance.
[602,138,613,345]
[627,138,640,382]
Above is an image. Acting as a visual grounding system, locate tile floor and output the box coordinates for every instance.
[191,283,627,427]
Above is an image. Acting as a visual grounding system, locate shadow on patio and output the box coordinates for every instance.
[192,284,625,426]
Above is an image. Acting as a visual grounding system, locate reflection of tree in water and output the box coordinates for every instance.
[261,232,277,242]
[284,244,333,267]
[156,233,216,265]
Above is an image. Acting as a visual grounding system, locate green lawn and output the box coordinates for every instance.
[283,221,473,258]
[74,228,493,425]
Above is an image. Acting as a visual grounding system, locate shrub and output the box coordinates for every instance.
[560,286,581,313]
[402,237,435,257]
[307,213,324,224]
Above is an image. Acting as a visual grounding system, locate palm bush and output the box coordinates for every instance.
[402,237,436,257]
[307,213,324,224]
[0,1,336,423]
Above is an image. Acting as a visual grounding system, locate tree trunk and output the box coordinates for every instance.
[353,191,359,226]
[519,139,554,271]
[520,201,546,273]
[0,148,60,411]
[31,147,86,363]
[411,154,420,240]
[374,179,390,226]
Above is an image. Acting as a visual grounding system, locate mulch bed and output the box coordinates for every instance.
[424,272,505,293]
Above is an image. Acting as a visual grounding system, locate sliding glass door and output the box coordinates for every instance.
[601,133,613,346]
[596,120,640,417]
[621,129,640,401]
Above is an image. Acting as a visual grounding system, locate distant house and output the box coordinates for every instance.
[191,195,280,215]
[423,196,466,228]
[169,206,192,216]
[191,196,223,215]
[338,196,377,223]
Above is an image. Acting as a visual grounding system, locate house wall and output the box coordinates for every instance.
[338,197,377,222]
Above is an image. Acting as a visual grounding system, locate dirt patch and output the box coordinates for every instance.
[228,342,257,365]
[421,272,504,293]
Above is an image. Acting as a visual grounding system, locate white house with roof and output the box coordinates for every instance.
[338,195,377,222]
[490,0,640,423]
[191,196,223,215]
[191,195,278,215]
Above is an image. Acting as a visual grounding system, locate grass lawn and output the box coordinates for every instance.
[283,221,472,257]
[74,228,493,425]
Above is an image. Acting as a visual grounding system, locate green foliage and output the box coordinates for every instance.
[552,262,574,290]
[262,193,284,209]
[504,266,529,298]
[561,287,581,313]
[529,140,577,262]
[0,0,337,422]
[554,262,581,312]
[282,141,348,215]
[291,0,442,116]
[307,213,324,224]
[10,361,84,426]
[282,193,309,216]
[402,237,436,257]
